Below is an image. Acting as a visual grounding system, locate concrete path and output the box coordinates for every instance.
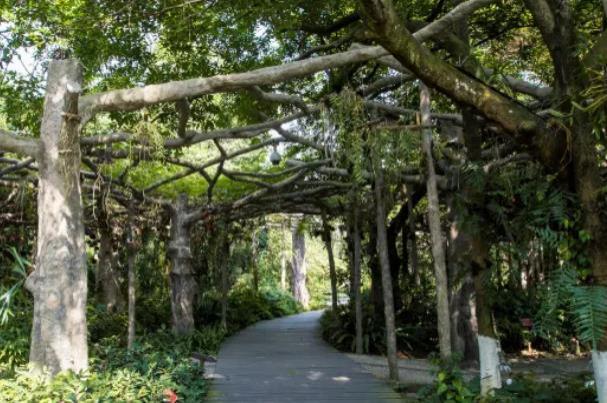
[207,311,404,402]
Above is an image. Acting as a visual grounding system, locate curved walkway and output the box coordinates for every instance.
[207,311,403,402]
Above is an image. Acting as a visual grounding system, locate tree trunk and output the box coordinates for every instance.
[367,213,384,320]
[280,222,288,291]
[374,162,399,382]
[322,217,338,311]
[408,197,420,287]
[168,194,197,335]
[221,239,230,330]
[387,218,402,313]
[291,219,310,309]
[251,232,259,292]
[25,59,88,375]
[280,251,287,291]
[447,197,479,364]
[127,203,136,349]
[448,244,478,363]
[475,262,502,394]
[351,199,364,354]
[420,83,452,359]
[96,192,124,312]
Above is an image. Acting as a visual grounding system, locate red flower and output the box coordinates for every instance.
[163,389,178,403]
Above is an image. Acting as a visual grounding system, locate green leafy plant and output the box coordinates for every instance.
[486,373,596,403]
[417,354,474,403]
[0,247,29,325]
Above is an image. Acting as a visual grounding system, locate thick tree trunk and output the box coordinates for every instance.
[127,204,136,349]
[25,59,88,375]
[322,218,338,311]
[96,193,124,312]
[448,245,478,363]
[168,194,197,335]
[420,83,452,359]
[291,219,310,309]
[374,163,399,382]
[447,198,479,363]
[572,114,607,403]
[351,200,364,354]
[475,263,501,394]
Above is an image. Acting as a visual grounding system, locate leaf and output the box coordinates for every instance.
[570,285,607,349]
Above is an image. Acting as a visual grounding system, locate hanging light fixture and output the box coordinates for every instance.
[269,142,281,166]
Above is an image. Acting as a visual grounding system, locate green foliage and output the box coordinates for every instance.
[320,304,386,354]
[320,293,436,355]
[485,373,596,403]
[197,286,301,334]
[0,334,207,402]
[0,247,29,325]
[534,266,607,350]
[417,354,474,403]
[0,311,30,377]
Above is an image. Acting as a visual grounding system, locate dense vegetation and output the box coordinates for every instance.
[0,0,606,401]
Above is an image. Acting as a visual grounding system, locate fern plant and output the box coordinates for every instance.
[535,266,607,350]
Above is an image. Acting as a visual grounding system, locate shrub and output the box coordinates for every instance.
[197,286,301,334]
[320,292,436,355]
[485,373,596,403]
[0,311,30,377]
[0,331,207,402]
[417,354,474,403]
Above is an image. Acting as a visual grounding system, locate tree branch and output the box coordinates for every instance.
[0,130,39,158]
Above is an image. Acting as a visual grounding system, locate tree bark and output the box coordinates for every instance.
[280,251,287,291]
[127,203,136,350]
[96,192,124,312]
[420,83,452,359]
[475,261,501,394]
[373,162,399,382]
[322,217,338,311]
[291,219,310,309]
[25,59,88,375]
[221,239,230,330]
[448,225,478,363]
[351,198,364,354]
[408,197,420,287]
[357,0,565,171]
[168,194,197,335]
[251,232,259,292]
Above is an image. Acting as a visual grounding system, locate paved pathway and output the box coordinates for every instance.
[207,311,403,402]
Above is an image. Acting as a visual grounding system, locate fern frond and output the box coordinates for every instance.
[570,285,607,349]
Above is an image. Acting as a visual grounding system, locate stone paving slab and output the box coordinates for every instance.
[207,311,404,402]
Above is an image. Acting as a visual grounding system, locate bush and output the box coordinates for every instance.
[0,311,30,377]
[320,292,436,355]
[417,354,474,403]
[197,286,301,333]
[0,330,208,402]
[485,373,596,403]
[0,276,298,401]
